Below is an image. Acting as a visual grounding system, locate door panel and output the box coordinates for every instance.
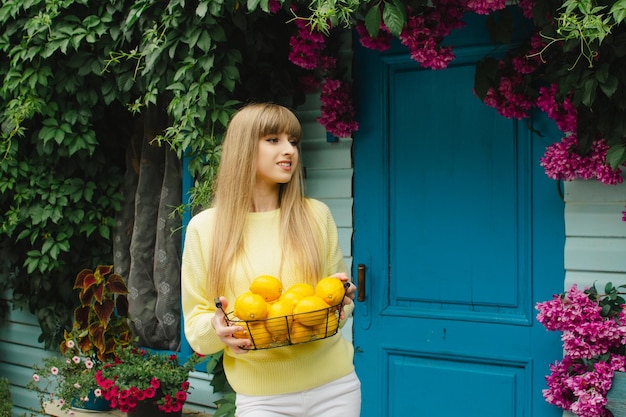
[390,56,525,314]
[352,12,564,417]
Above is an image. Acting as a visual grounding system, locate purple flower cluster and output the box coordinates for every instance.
[536,84,577,133]
[540,135,623,185]
[482,65,535,119]
[466,0,507,15]
[517,0,535,19]
[355,20,392,52]
[536,83,623,185]
[536,285,626,417]
[288,19,327,71]
[286,0,625,182]
[481,34,545,119]
[318,79,359,138]
[398,2,465,70]
[514,34,546,75]
[268,0,281,14]
[477,32,624,192]
[287,11,359,138]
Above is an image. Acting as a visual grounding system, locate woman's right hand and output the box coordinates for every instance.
[212,296,250,354]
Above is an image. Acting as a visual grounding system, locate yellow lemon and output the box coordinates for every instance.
[232,323,251,339]
[247,322,273,349]
[249,275,283,302]
[289,321,314,344]
[280,283,315,307]
[315,277,346,306]
[285,283,315,297]
[233,292,268,321]
[313,312,339,338]
[293,296,329,327]
[266,300,294,342]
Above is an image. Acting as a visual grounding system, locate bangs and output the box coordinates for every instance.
[257,105,302,140]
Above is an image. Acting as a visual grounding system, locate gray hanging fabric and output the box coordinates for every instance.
[113,106,182,351]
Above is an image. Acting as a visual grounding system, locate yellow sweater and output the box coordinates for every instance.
[181,198,355,395]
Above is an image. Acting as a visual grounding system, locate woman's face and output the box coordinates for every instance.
[255,132,299,188]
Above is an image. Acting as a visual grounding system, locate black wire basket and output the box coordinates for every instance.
[215,283,348,350]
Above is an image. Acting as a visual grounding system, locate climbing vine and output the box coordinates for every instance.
[0,0,309,347]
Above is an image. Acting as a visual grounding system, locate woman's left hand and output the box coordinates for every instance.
[330,272,355,320]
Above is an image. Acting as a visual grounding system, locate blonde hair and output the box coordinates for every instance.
[207,103,323,297]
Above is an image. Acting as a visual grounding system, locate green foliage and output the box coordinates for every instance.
[0,377,11,417]
[0,0,307,349]
[305,0,362,34]
[0,0,133,348]
[28,266,133,409]
[584,281,626,319]
[539,1,626,164]
[471,1,626,168]
[28,352,102,411]
[97,346,208,412]
[205,351,235,417]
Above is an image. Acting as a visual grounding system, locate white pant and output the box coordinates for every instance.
[235,371,361,417]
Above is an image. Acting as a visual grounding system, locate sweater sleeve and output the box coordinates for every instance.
[181,211,225,355]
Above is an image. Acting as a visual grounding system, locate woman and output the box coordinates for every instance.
[181,103,361,417]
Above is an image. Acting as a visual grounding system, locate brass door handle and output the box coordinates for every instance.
[357,264,366,302]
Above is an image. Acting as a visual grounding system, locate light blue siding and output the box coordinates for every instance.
[564,176,626,290]
[0,304,50,416]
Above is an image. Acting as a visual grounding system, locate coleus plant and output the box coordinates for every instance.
[62,265,133,362]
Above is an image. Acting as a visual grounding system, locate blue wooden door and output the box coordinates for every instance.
[352,13,565,417]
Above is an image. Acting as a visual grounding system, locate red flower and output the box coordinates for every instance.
[150,377,161,388]
[176,390,187,401]
[144,386,156,398]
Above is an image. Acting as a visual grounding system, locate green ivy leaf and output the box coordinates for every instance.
[125,0,151,27]
[247,0,262,12]
[365,5,381,38]
[383,0,406,37]
[99,224,110,240]
[582,77,598,106]
[196,2,208,18]
[599,74,618,98]
[41,238,54,255]
[610,1,626,24]
[606,144,626,168]
[197,30,212,53]
[474,57,499,100]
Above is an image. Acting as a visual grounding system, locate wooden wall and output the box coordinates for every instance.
[563,177,626,291]
[0,304,54,416]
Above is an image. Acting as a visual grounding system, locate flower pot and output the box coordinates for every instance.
[607,372,626,417]
[128,398,182,417]
[71,390,111,411]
